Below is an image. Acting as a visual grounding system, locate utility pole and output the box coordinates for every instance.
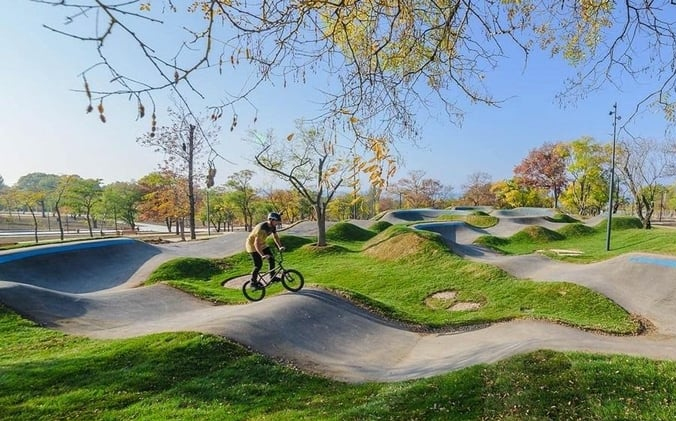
[606,103,620,251]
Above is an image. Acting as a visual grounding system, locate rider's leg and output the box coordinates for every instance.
[250,252,263,285]
[262,247,279,282]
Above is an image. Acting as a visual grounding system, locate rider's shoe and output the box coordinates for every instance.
[251,280,264,290]
[271,276,283,283]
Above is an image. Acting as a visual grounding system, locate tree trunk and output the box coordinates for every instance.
[55,207,64,241]
[29,206,38,243]
[315,202,327,246]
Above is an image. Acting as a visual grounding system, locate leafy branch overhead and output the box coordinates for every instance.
[36,0,676,141]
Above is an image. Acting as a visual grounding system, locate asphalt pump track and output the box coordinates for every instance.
[2,215,676,383]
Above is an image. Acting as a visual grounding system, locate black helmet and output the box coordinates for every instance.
[267,212,282,222]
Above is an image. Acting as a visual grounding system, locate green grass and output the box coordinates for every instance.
[475,216,676,262]
[3,305,676,420]
[435,211,499,228]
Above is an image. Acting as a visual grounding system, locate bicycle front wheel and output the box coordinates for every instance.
[281,269,304,292]
[242,280,266,301]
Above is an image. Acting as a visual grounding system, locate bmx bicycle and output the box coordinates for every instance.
[242,249,305,301]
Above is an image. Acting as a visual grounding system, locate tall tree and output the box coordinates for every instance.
[560,137,607,216]
[51,175,77,241]
[393,171,446,208]
[15,173,59,218]
[225,170,258,232]
[252,124,365,246]
[137,171,190,234]
[615,138,676,228]
[65,177,103,237]
[137,106,220,240]
[514,142,568,209]
[461,172,495,206]
[491,179,550,209]
[101,182,143,231]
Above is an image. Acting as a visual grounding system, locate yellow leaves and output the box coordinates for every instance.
[139,3,151,12]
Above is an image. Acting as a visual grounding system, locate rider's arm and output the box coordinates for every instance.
[272,232,283,249]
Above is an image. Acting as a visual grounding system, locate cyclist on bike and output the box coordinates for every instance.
[245,212,285,289]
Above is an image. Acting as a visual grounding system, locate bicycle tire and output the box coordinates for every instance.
[242,280,266,301]
[281,269,304,292]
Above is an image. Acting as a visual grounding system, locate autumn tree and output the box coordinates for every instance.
[137,106,220,240]
[615,138,676,229]
[559,137,608,216]
[491,179,550,209]
[392,171,447,208]
[252,124,370,246]
[261,188,306,223]
[137,171,191,234]
[514,142,568,209]
[200,188,238,232]
[461,172,495,206]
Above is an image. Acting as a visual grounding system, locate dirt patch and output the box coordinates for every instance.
[431,291,457,300]
[449,302,482,311]
[424,290,483,312]
[222,275,248,289]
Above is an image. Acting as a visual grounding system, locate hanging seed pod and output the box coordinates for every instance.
[99,114,106,123]
[86,104,93,113]
[138,102,145,119]
[97,101,104,114]
[84,78,91,100]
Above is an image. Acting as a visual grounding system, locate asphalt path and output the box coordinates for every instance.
[2,210,676,383]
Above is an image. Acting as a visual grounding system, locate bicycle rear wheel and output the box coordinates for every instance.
[281,269,304,292]
[242,280,266,301]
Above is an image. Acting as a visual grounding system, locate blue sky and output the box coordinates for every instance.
[1,2,670,195]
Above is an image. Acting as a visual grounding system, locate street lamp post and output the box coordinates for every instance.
[206,187,211,236]
[605,103,620,251]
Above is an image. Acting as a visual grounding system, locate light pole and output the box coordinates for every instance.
[605,103,620,251]
[206,187,211,236]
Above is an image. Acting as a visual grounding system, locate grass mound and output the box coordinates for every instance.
[474,235,509,248]
[465,213,499,228]
[592,216,643,230]
[546,212,580,223]
[326,222,376,242]
[557,223,596,238]
[275,234,314,250]
[612,216,644,230]
[146,257,226,284]
[363,225,449,261]
[299,243,350,256]
[369,220,392,233]
[511,226,564,243]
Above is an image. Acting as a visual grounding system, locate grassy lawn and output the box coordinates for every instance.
[475,216,676,262]
[5,215,676,419]
[3,305,676,420]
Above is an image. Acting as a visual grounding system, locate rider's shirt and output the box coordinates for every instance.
[245,221,277,253]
